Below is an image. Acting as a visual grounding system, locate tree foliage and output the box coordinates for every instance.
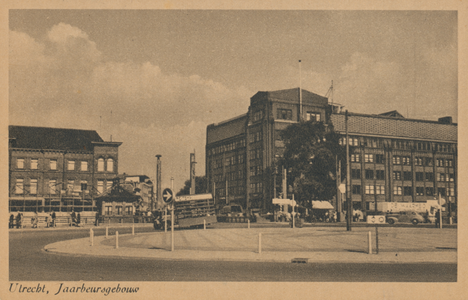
[280,120,345,206]
[176,176,207,196]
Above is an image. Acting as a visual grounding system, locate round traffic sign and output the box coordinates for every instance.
[162,188,174,203]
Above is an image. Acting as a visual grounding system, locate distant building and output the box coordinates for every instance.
[205,88,457,216]
[123,175,154,212]
[8,125,122,213]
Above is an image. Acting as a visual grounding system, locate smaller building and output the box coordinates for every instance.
[123,175,154,213]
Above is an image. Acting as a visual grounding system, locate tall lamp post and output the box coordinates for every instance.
[155,155,162,212]
[346,110,352,231]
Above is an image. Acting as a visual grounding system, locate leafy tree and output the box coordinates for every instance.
[176,176,207,196]
[279,120,345,207]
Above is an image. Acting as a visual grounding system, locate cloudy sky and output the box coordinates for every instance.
[9,10,457,191]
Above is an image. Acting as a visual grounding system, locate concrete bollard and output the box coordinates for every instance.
[204,219,206,230]
[106,226,108,239]
[132,224,135,235]
[115,231,119,249]
[248,219,250,229]
[368,231,372,254]
[258,233,262,254]
[90,228,94,246]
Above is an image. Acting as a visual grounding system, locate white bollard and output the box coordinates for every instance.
[368,231,372,254]
[248,219,250,229]
[132,224,135,235]
[106,226,108,239]
[90,228,94,246]
[204,219,206,230]
[258,233,262,254]
[115,231,119,249]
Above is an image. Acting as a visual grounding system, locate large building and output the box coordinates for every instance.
[8,125,122,214]
[205,88,457,216]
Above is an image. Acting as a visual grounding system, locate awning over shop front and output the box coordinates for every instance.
[311,200,334,210]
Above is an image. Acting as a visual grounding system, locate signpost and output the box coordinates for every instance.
[161,188,175,251]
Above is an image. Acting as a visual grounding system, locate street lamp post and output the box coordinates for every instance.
[155,155,162,212]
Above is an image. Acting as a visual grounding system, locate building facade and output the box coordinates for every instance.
[205,88,457,216]
[8,125,122,213]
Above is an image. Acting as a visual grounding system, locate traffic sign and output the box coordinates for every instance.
[162,188,174,203]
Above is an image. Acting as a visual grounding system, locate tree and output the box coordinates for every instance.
[176,176,207,196]
[279,120,345,207]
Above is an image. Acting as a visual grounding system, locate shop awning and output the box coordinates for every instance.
[311,200,334,210]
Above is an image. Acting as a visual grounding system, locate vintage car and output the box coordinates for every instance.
[386,211,425,225]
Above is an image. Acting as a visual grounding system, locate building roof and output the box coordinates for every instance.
[9,125,105,151]
[251,88,328,106]
[331,113,457,142]
[206,114,247,145]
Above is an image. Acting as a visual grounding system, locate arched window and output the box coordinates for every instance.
[107,158,114,172]
[97,158,104,172]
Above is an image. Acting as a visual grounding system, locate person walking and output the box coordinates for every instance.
[76,213,81,227]
[435,210,440,228]
[31,212,38,228]
[51,211,56,227]
[9,214,15,228]
[16,212,22,229]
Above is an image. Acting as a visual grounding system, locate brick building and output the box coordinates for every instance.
[8,125,122,214]
[205,88,457,216]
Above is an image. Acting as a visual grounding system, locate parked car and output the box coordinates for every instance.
[386,211,425,225]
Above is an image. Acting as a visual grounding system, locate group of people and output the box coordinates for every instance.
[9,212,23,229]
[9,211,57,229]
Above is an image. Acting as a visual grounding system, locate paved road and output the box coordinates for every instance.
[9,226,457,282]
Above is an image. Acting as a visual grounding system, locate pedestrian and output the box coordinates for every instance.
[94,211,99,226]
[51,211,56,227]
[9,214,14,228]
[16,213,22,229]
[76,213,81,227]
[31,212,38,228]
[332,211,337,223]
[435,210,440,228]
[70,210,76,226]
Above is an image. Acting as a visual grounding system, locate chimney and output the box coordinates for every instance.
[438,116,452,124]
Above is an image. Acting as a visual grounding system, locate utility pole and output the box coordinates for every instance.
[155,155,162,211]
[190,152,196,195]
[346,110,352,231]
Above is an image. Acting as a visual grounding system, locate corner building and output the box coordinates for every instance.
[206,88,457,216]
[8,125,122,213]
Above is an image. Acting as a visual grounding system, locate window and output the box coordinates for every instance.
[105,206,112,215]
[403,172,412,181]
[126,206,133,215]
[449,173,454,182]
[49,180,57,194]
[68,160,75,171]
[306,112,320,122]
[351,169,361,179]
[31,159,38,170]
[30,179,37,194]
[98,158,104,172]
[253,110,263,122]
[365,185,375,195]
[277,108,292,120]
[392,156,401,165]
[446,159,453,167]
[50,159,57,170]
[107,158,114,172]
[116,206,123,215]
[15,179,24,194]
[425,187,433,196]
[67,180,74,192]
[416,172,424,181]
[375,185,385,195]
[376,170,385,180]
[436,158,444,167]
[426,172,434,181]
[365,170,374,179]
[438,188,446,197]
[402,157,411,165]
[404,187,412,196]
[414,157,423,166]
[107,181,113,192]
[81,180,88,191]
[364,154,374,163]
[352,185,361,194]
[17,158,24,169]
[351,154,360,162]
[376,154,384,164]
[97,180,104,194]
[416,187,424,196]
[393,186,402,195]
[437,173,446,182]
[81,161,88,171]
[393,171,401,180]
[425,158,433,166]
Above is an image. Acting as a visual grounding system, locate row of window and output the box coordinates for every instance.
[104,205,133,215]
[250,182,263,193]
[250,165,263,176]
[349,154,454,167]
[213,170,245,183]
[15,158,115,172]
[352,185,455,196]
[250,149,262,160]
[249,131,262,143]
[14,178,112,195]
[340,137,456,153]
[351,169,454,182]
[208,139,246,156]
